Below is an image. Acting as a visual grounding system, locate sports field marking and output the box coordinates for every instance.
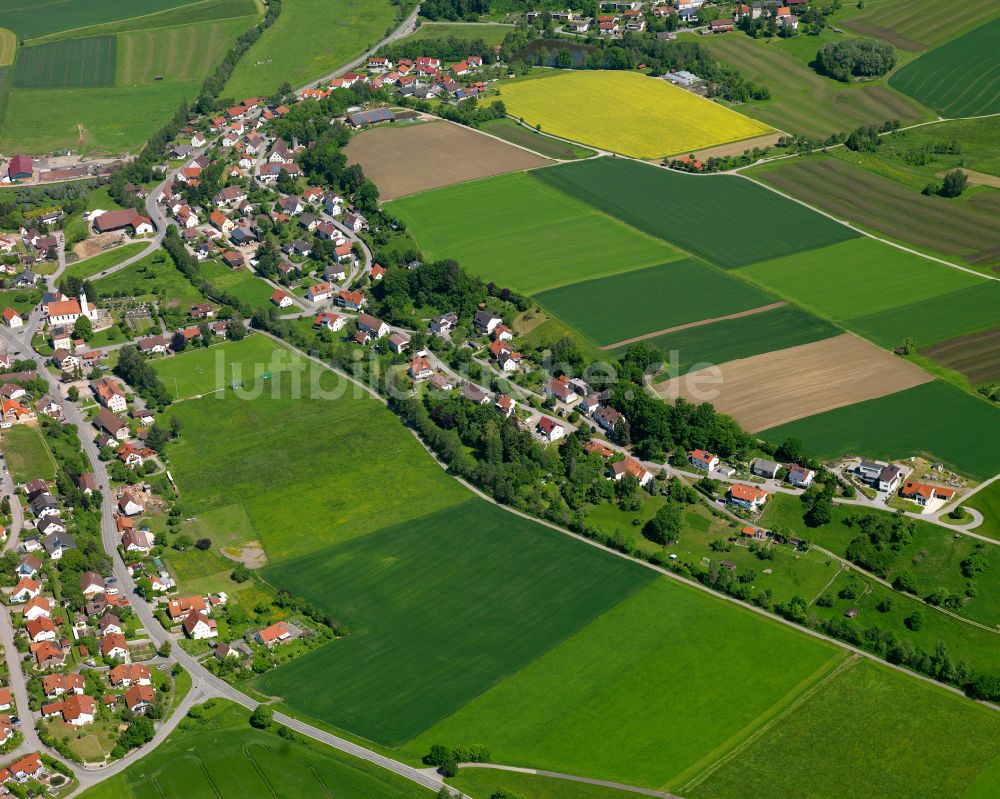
[600,301,786,350]
[653,333,934,432]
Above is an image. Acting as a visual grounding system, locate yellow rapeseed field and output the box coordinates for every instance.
[500,70,773,159]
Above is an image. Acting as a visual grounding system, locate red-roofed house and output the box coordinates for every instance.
[610,456,652,487]
[256,621,291,647]
[728,483,769,511]
[689,449,719,472]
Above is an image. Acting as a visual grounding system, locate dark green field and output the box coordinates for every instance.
[760,381,1000,480]
[633,304,841,373]
[889,17,1000,117]
[13,35,116,88]
[534,259,776,347]
[0,0,194,39]
[533,158,859,268]
[256,501,652,744]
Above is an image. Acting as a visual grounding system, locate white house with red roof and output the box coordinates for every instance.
[270,289,295,308]
[536,416,565,444]
[610,456,652,487]
[689,449,719,471]
[307,282,333,303]
[728,483,769,511]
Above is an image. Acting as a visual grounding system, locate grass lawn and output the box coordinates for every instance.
[94,248,203,310]
[533,158,859,269]
[224,0,398,97]
[449,769,643,799]
[198,260,275,309]
[403,22,512,45]
[408,577,843,790]
[480,117,595,159]
[0,424,57,483]
[632,303,841,374]
[0,79,200,154]
[685,659,1000,799]
[964,481,1000,542]
[152,335,289,399]
[387,170,680,294]
[697,33,930,139]
[256,499,653,745]
[75,699,432,799]
[62,242,147,281]
[760,381,1000,481]
[499,70,772,158]
[0,287,42,314]
[534,259,777,347]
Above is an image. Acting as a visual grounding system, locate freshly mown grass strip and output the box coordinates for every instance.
[0,0,195,40]
[698,33,929,139]
[760,380,1000,480]
[0,79,199,154]
[76,700,430,799]
[386,170,680,294]
[632,304,841,375]
[257,500,653,745]
[158,340,471,560]
[751,153,1000,270]
[408,578,842,789]
[686,659,1000,799]
[0,27,15,65]
[1,425,56,483]
[13,35,116,88]
[61,242,146,282]
[839,0,1000,51]
[889,17,1000,117]
[116,17,256,85]
[533,158,858,268]
[534,259,776,347]
[224,0,398,97]
[500,70,772,158]
[480,117,595,159]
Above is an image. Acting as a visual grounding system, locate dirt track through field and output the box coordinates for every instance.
[653,333,934,431]
[601,301,786,350]
[343,119,551,200]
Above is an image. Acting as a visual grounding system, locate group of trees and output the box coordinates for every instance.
[115,345,172,410]
[923,169,969,199]
[816,37,896,81]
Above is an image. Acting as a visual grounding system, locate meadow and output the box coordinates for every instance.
[480,117,595,160]
[62,242,146,282]
[257,500,652,744]
[686,659,1000,799]
[0,26,14,64]
[386,171,680,294]
[533,259,777,347]
[199,259,276,308]
[839,0,1000,51]
[698,33,929,139]
[409,578,843,789]
[95,248,204,311]
[760,380,1000,480]
[534,158,859,268]
[76,700,431,799]
[500,70,772,159]
[751,155,1000,270]
[964,481,1000,542]
[152,335,282,399]
[0,0,194,39]
[1,425,56,483]
[450,770,640,799]
[889,17,1000,117]
[737,237,998,347]
[224,0,398,97]
[13,35,116,88]
[403,21,512,45]
[635,304,840,374]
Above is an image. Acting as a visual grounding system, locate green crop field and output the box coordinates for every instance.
[198,260,276,309]
[840,0,1000,51]
[890,17,1000,117]
[698,33,930,139]
[633,304,841,374]
[450,769,641,799]
[964,481,1000,542]
[13,35,116,88]
[410,578,843,790]
[61,242,147,282]
[0,0,195,40]
[387,171,680,294]
[751,156,1000,270]
[404,22,513,45]
[117,18,256,85]
[225,0,398,98]
[76,700,431,799]
[534,259,776,347]
[760,381,1000,480]
[256,500,652,744]
[94,249,205,311]
[534,158,859,268]
[480,117,595,160]
[686,659,1000,799]
[737,238,998,348]
[0,78,199,153]
[1,425,56,483]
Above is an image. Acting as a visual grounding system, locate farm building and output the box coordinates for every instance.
[7,155,32,181]
[348,108,395,128]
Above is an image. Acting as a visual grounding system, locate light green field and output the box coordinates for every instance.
[116,17,256,85]
[404,22,512,45]
[964,481,1000,542]
[1,425,56,483]
[95,248,204,310]
[76,700,431,799]
[0,27,15,65]
[152,334,286,399]
[386,171,681,294]
[199,260,275,309]
[838,0,1000,51]
[0,79,199,154]
[409,578,843,790]
[0,0,196,40]
[450,769,640,799]
[686,659,1000,799]
[224,0,398,97]
[62,242,146,281]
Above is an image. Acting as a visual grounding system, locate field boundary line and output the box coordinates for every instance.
[257,330,1000,714]
[458,763,682,798]
[600,301,787,350]
[676,654,859,795]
